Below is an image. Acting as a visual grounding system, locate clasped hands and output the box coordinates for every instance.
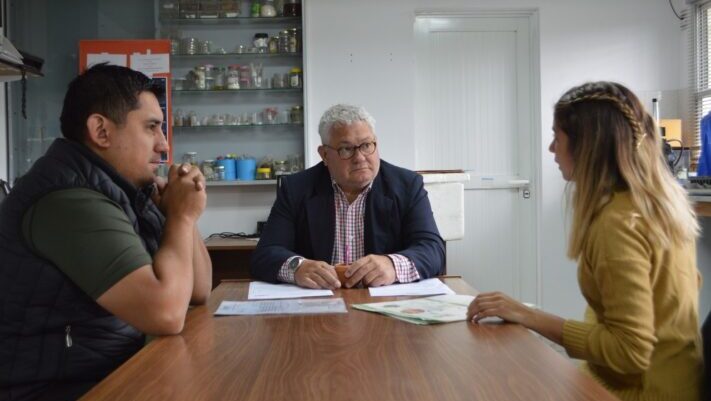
[295,254,397,290]
[152,163,206,221]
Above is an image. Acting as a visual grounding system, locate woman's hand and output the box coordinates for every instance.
[467,291,534,325]
[467,291,565,345]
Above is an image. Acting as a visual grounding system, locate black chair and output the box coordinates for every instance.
[703,310,710,401]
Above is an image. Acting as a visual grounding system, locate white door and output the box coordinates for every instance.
[414,13,539,302]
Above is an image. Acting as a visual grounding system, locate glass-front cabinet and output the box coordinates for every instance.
[155,0,305,186]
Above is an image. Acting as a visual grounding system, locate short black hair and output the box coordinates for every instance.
[59,63,163,142]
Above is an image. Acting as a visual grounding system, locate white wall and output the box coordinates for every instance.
[300,0,686,319]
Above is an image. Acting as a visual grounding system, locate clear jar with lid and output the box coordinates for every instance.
[227,65,241,89]
[256,167,271,180]
[194,66,206,90]
[219,0,240,17]
[179,0,199,19]
[159,0,179,19]
[199,0,220,18]
[183,151,199,166]
[253,33,269,53]
[273,160,288,177]
[283,0,301,17]
[213,67,226,90]
[260,0,276,17]
[268,36,279,54]
[278,30,289,53]
[289,67,302,88]
[201,160,216,180]
[288,28,300,53]
[215,165,226,181]
[290,105,304,124]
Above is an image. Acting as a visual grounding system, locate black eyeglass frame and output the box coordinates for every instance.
[323,141,377,160]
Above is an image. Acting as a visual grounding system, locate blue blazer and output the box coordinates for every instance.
[250,160,445,282]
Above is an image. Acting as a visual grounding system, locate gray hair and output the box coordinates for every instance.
[318,104,376,145]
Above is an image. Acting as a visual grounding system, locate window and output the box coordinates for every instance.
[692,1,711,169]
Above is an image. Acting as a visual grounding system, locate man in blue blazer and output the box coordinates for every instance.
[251,104,445,289]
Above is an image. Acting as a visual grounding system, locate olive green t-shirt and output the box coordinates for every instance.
[22,188,152,299]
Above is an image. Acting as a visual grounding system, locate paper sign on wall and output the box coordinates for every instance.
[130,53,170,77]
[86,53,127,68]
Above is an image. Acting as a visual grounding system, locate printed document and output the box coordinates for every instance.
[368,278,455,297]
[248,281,334,300]
[353,294,475,325]
[215,298,348,316]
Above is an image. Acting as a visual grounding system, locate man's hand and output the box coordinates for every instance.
[345,255,396,288]
[152,163,204,211]
[156,163,206,221]
[294,259,340,290]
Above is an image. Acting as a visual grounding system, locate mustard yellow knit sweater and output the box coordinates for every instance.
[562,192,702,401]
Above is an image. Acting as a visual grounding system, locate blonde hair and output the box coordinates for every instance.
[554,82,699,259]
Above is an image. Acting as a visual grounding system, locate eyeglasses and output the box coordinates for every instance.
[324,141,377,160]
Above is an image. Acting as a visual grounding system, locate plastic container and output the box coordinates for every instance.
[236,158,257,180]
[218,158,237,180]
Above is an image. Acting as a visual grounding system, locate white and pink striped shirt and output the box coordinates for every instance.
[278,180,420,284]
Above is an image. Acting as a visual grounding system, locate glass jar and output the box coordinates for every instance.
[227,65,241,89]
[288,28,299,53]
[268,36,279,54]
[253,33,268,52]
[183,152,198,166]
[194,66,206,90]
[250,0,261,17]
[204,64,216,90]
[160,0,179,19]
[283,0,301,17]
[278,30,289,53]
[199,0,219,18]
[239,65,252,88]
[256,167,272,180]
[260,0,276,17]
[213,67,226,90]
[273,160,288,177]
[215,165,226,181]
[289,67,302,88]
[219,0,240,17]
[290,105,303,124]
[179,0,199,18]
[201,160,216,181]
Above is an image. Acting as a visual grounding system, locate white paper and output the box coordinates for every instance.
[248,281,334,300]
[368,278,456,297]
[87,53,127,68]
[130,53,169,77]
[215,298,347,316]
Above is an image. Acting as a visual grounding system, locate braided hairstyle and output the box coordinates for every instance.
[554,82,698,259]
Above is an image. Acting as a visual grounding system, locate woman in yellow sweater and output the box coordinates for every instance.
[467,81,703,401]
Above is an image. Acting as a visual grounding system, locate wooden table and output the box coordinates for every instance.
[204,237,258,287]
[80,278,618,401]
[694,199,711,217]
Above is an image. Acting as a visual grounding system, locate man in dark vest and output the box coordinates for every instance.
[0,64,212,401]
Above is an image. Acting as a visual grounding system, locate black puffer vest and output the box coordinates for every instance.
[0,138,165,400]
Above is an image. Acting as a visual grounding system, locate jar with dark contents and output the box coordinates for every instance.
[283,0,301,17]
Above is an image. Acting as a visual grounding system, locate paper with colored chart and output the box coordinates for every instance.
[352,294,475,325]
